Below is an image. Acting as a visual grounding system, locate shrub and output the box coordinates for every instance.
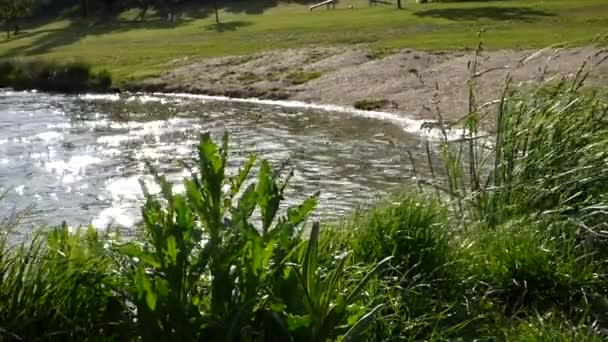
[93,69,113,89]
[0,59,113,92]
[0,61,15,85]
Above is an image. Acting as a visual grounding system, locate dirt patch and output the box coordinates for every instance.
[139,46,608,123]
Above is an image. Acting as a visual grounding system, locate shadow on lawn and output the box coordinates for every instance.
[0,0,315,58]
[0,17,191,58]
[203,21,253,32]
[414,6,554,22]
[220,0,316,15]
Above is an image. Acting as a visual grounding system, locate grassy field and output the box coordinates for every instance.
[0,0,607,84]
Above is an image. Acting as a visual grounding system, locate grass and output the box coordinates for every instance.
[236,71,261,84]
[285,70,322,85]
[0,0,606,85]
[2,67,608,339]
[353,99,389,110]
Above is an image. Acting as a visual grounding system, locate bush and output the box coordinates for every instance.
[0,61,16,85]
[94,69,113,89]
[118,133,394,341]
[0,59,113,92]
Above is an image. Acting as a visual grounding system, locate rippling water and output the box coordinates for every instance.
[0,90,440,232]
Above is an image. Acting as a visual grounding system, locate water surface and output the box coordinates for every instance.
[0,90,437,232]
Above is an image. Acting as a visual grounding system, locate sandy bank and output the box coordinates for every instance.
[138,46,608,123]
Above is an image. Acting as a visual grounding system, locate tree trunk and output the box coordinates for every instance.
[213,0,220,24]
[397,0,402,9]
[81,0,89,17]
[6,18,14,39]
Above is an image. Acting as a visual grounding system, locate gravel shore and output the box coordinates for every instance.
[139,46,608,123]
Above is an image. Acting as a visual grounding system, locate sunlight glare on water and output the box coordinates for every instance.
[0,90,439,233]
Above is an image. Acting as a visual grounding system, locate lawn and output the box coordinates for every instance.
[0,0,607,84]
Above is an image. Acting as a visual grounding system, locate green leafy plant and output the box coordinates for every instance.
[114,132,388,341]
[287,221,391,341]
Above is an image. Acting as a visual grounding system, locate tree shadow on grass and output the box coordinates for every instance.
[203,21,253,32]
[221,0,316,15]
[179,0,315,18]
[0,1,310,59]
[1,28,61,45]
[414,6,554,22]
[0,18,186,58]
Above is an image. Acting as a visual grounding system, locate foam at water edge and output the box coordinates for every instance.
[79,91,475,140]
[79,93,121,101]
[156,92,470,140]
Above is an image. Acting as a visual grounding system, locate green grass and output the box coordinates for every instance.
[0,0,607,85]
[353,99,389,110]
[236,71,261,84]
[286,70,322,84]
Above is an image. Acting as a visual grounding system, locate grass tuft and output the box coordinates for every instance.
[353,99,388,111]
[285,70,322,85]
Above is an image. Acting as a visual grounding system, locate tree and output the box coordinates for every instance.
[212,0,219,24]
[154,0,178,22]
[0,0,33,39]
[397,0,401,9]
[135,0,150,21]
[80,0,88,17]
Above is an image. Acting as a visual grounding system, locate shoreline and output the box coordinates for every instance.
[95,91,470,140]
[3,46,606,127]
[135,46,608,123]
